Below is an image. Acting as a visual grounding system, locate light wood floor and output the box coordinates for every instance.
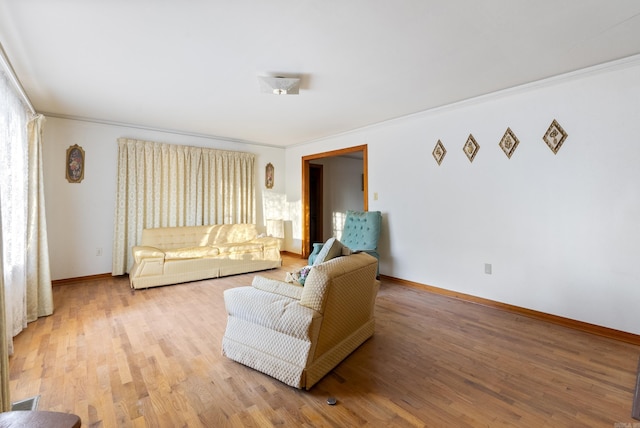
[9,255,640,427]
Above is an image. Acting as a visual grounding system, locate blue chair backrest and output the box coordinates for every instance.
[341,210,382,251]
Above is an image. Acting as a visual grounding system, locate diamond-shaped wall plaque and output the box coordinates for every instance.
[463,134,479,162]
[543,119,568,154]
[499,127,519,159]
[432,140,446,165]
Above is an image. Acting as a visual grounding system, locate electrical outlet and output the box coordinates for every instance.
[484,263,492,274]
[96,247,103,256]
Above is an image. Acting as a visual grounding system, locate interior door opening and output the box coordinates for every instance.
[301,145,368,258]
[309,164,323,245]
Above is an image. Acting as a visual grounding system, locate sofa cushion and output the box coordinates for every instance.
[164,246,220,260]
[208,224,258,245]
[312,238,343,265]
[141,225,215,250]
[213,242,264,255]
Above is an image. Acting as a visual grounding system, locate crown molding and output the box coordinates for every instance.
[41,111,287,150]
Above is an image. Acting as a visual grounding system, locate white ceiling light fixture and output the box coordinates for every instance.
[258,76,300,95]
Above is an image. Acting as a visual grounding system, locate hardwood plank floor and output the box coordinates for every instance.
[9,255,640,427]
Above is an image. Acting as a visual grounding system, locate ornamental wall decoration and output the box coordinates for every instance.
[463,134,480,163]
[499,127,520,159]
[542,119,568,154]
[265,162,274,189]
[66,144,85,183]
[432,140,447,165]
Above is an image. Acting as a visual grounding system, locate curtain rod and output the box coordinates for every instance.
[0,42,36,116]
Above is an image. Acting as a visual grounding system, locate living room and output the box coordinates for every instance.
[2,1,640,426]
[40,57,640,338]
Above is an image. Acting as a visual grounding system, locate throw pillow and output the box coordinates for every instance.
[285,265,313,286]
[312,237,343,265]
[297,266,312,285]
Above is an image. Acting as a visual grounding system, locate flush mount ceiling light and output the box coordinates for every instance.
[258,76,300,95]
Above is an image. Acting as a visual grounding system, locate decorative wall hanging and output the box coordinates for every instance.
[265,162,274,189]
[543,119,568,154]
[432,140,447,165]
[66,144,85,183]
[499,127,520,159]
[463,134,480,162]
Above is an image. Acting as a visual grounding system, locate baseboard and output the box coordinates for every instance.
[52,273,114,286]
[382,274,640,346]
[51,256,306,285]
[633,357,640,420]
[281,250,303,258]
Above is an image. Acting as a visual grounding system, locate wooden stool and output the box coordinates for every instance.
[0,410,81,427]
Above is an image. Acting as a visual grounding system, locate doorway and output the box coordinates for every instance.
[309,164,323,245]
[301,144,368,258]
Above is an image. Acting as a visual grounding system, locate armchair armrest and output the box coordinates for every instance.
[252,275,303,300]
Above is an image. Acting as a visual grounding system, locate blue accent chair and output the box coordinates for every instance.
[309,210,382,274]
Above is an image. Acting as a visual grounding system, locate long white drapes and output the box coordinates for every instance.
[26,115,53,321]
[112,138,256,275]
[0,69,53,410]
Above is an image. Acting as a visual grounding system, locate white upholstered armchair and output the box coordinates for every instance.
[221,251,380,389]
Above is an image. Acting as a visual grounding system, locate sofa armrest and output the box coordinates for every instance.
[132,246,165,263]
[249,236,282,259]
[252,275,303,300]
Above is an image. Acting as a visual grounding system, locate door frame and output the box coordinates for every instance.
[301,144,368,258]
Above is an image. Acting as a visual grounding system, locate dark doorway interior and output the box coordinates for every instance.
[302,144,367,258]
[309,164,323,247]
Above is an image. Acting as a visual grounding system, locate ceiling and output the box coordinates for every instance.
[1,1,640,148]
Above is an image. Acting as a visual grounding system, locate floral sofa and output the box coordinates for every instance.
[129,224,282,289]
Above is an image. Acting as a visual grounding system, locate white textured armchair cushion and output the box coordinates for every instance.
[224,287,318,341]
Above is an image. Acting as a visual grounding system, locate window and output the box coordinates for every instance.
[0,68,29,340]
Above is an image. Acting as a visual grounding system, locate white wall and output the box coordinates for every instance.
[285,57,640,335]
[42,117,285,280]
[43,57,640,335]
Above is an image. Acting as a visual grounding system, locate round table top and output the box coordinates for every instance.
[0,410,81,428]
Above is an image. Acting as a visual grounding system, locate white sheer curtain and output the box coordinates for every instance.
[0,67,53,411]
[112,138,256,275]
[0,213,9,412]
[1,69,28,355]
